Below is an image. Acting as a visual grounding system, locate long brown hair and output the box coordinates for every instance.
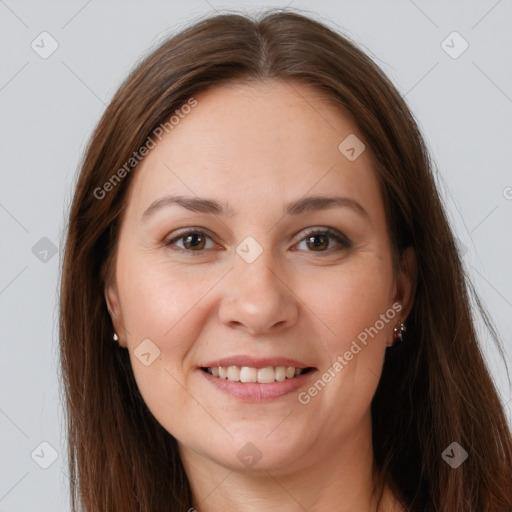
[59,9,512,511]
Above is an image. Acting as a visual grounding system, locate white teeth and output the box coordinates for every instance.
[227,366,240,381]
[205,365,308,383]
[240,367,257,383]
[275,366,287,381]
[257,367,275,384]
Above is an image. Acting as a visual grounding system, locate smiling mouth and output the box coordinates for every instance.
[201,366,315,384]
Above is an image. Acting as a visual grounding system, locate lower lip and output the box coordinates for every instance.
[198,368,316,402]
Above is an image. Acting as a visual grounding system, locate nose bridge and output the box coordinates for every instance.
[233,237,286,305]
[217,235,298,333]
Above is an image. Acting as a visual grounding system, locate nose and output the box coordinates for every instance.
[217,249,299,335]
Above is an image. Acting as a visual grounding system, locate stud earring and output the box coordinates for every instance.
[113,332,119,345]
[387,320,406,347]
[391,320,406,346]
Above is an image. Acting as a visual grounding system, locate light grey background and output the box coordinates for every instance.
[1,0,511,510]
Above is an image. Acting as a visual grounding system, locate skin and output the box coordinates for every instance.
[106,79,415,512]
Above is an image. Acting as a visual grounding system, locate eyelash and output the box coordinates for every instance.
[164,227,352,256]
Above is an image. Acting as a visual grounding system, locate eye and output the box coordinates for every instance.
[165,229,217,253]
[294,227,352,253]
[165,227,351,255]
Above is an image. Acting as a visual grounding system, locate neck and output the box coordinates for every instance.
[179,411,400,512]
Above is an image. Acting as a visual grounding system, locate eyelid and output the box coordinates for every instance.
[165,226,352,254]
[165,227,220,253]
[297,226,352,248]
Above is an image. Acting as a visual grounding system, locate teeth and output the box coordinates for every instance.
[206,365,306,383]
[275,366,287,381]
[240,366,257,383]
[227,366,240,381]
[257,367,275,384]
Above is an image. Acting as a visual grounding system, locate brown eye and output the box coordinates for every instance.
[165,227,351,256]
[181,233,206,250]
[296,228,352,253]
[166,229,215,253]
[305,233,330,251]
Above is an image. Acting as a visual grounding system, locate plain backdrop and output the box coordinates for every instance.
[0,1,511,510]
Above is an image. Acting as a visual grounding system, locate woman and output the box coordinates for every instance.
[59,9,512,512]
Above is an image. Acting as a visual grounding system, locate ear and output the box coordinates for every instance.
[393,246,416,321]
[105,281,127,348]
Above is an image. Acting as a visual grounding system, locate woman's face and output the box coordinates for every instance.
[106,79,414,474]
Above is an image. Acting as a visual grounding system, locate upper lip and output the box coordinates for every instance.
[200,356,314,369]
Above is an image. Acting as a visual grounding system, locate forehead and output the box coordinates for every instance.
[124,79,380,219]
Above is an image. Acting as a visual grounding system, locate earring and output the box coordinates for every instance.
[113,332,119,345]
[391,320,406,345]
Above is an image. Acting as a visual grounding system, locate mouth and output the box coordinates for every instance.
[198,361,317,402]
[200,365,315,384]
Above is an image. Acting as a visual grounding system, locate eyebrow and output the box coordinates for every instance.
[140,194,369,222]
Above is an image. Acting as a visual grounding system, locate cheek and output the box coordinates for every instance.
[115,252,219,437]
[303,255,395,352]
[117,269,203,443]
[296,255,394,424]
[117,249,205,341]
